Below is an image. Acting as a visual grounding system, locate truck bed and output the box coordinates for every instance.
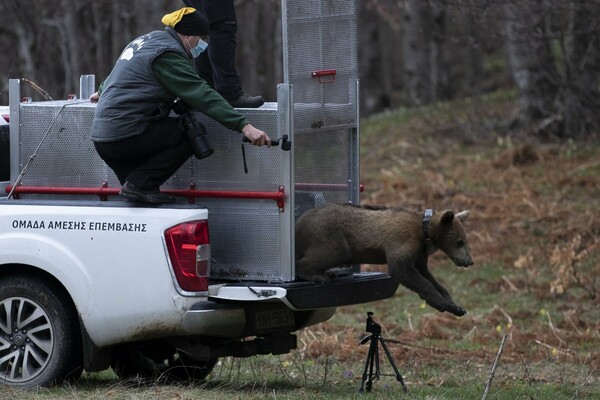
[1,199,398,311]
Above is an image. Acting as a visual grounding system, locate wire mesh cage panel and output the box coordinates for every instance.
[163,105,280,192]
[283,0,360,216]
[293,127,357,219]
[162,105,291,282]
[202,198,283,281]
[15,102,117,201]
[14,102,282,193]
[283,0,358,133]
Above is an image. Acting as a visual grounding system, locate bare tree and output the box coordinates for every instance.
[1,0,38,87]
[358,0,403,114]
[562,1,600,137]
[235,0,282,102]
[504,1,561,134]
[503,0,600,137]
[402,0,451,105]
[0,0,180,100]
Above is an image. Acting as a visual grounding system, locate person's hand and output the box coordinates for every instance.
[89,92,100,103]
[242,124,271,147]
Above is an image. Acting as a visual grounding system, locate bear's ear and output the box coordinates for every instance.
[440,210,455,225]
[456,210,469,222]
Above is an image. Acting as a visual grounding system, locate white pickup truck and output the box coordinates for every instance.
[0,1,396,388]
[0,109,400,386]
[0,196,397,388]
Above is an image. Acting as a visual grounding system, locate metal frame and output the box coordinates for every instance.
[79,75,95,100]
[277,83,295,280]
[9,79,20,183]
[4,184,286,205]
[348,79,360,205]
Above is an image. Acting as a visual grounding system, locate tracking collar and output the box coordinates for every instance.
[422,208,436,254]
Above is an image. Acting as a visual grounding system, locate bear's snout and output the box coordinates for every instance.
[454,256,473,267]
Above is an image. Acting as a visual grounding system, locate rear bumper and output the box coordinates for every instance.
[178,273,397,338]
[178,301,336,338]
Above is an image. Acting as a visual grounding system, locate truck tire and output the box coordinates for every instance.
[0,275,83,388]
[111,342,217,383]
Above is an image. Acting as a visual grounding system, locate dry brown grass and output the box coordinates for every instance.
[296,94,600,390]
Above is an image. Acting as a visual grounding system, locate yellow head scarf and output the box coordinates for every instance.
[161,7,197,28]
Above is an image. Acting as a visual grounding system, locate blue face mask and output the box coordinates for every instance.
[190,38,208,58]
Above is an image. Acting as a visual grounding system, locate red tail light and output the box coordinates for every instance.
[164,220,210,293]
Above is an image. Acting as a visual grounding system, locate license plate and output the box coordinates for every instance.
[255,309,295,330]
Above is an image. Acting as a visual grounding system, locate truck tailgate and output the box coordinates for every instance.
[209,272,398,310]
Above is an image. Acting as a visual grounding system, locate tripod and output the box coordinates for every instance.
[358,312,407,393]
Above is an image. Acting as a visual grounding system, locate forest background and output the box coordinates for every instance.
[2,0,600,139]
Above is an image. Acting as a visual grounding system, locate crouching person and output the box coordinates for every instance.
[90,7,270,204]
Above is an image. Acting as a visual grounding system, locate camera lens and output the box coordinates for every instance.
[183,114,214,159]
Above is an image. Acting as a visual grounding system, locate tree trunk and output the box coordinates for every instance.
[503,1,561,134]
[2,0,36,90]
[562,1,600,137]
[358,1,393,114]
[402,0,450,105]
[235,0,281,102]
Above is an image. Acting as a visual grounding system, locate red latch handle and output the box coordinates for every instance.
[311,69,337,83]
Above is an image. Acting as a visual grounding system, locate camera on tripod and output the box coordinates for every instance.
[365,311,381,335]
[358,311,407,393]
[173,100,214,160]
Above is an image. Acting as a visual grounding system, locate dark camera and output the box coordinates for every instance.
[172,100,189,115]
[180,112,214,160]
[365,312,381,335]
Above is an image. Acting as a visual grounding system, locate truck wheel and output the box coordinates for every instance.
[0,275,83,388]
[112,342,217,383]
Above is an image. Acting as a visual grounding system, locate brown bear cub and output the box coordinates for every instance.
[295,204,473,316]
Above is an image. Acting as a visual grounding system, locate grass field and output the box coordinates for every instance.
[2,91,599,399]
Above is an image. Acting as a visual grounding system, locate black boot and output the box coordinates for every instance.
[228,93,264,108]
[119,181,176,204]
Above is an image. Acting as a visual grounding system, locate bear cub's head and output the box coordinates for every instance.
[431,210,473,268]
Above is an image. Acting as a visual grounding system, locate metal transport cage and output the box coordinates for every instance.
[7,0,361,283]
